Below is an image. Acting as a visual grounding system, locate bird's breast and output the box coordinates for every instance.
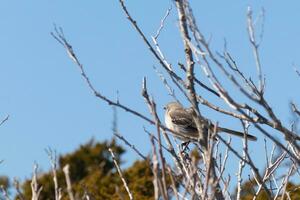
[165,112,174,130]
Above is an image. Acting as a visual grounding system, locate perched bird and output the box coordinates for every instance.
[164,102,257,142]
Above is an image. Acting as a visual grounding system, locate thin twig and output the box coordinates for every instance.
[13,178,25,200]
[51,26,183,137]
[118,0,221,98]
[294,66,300,77]
[153,66,178,101]
[0,185,11,200]
[167,166,180,200]
[178,62,220,97]
[109,148,134,200]
[280,164,295,200]
[31,163,43,200]
[247,7,265,93]
[154,6,172,40]
[45,148,61,200]
[114,132,147,160]
[0,115,9,127]
[291,102,300,117]
[149,136,160,200]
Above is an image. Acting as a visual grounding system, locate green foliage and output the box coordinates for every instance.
[59,138,124,183]
[236,179,300,200]
[19,139,155,200]
[282,182,300,200]
[0,176,10,190]
[73,159,154,200]
[0,176,10,200]
[124,160,154,199]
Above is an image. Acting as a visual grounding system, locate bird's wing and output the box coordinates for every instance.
[169,109,197,133]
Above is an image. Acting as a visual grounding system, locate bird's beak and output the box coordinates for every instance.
[163,106,166,110]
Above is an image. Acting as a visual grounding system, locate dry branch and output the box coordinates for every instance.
[109,148,134,200]
[63,165,75,200]
[50,1,300,199]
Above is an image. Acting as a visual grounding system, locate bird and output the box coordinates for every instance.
[164,102,257,142]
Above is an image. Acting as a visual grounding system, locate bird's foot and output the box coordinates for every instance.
[179,142,192,162]
[180,141,190,154]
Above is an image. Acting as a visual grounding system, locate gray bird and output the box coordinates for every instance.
[164,102,257,142]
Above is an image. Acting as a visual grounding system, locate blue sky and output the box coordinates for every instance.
[0,0,300,186]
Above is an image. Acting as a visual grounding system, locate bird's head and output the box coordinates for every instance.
[163,102,183,112]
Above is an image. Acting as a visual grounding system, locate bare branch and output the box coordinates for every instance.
[51,1,300,200]
[13,178,25,200]
[291,102,300,117]
[154,6,172,40]
[45,148,61,200]
[114,132,147,160]
[63,164,75,200]
[294,66,300,77]
[153,66,178,100]
[109,148,134,200]
[279,164,295,200]
[178,62,220,97]
[31,163,43,200]
[119,0,222,99]
[236,137,246,200]
[149,135,162,199]
[0,115,9,127]
[167,166,180,200]
[0,185,11,200]
[142,77,169,200]
[51,27,183,137]
[247,6,265,93]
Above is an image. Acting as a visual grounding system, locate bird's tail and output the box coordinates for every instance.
[218,127,257,141]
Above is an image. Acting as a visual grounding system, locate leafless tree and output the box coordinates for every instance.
[48,0,300,199]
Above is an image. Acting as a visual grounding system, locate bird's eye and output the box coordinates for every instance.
[163,106,166,110]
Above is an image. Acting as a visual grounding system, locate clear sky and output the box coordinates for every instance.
[0,0,300,185]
